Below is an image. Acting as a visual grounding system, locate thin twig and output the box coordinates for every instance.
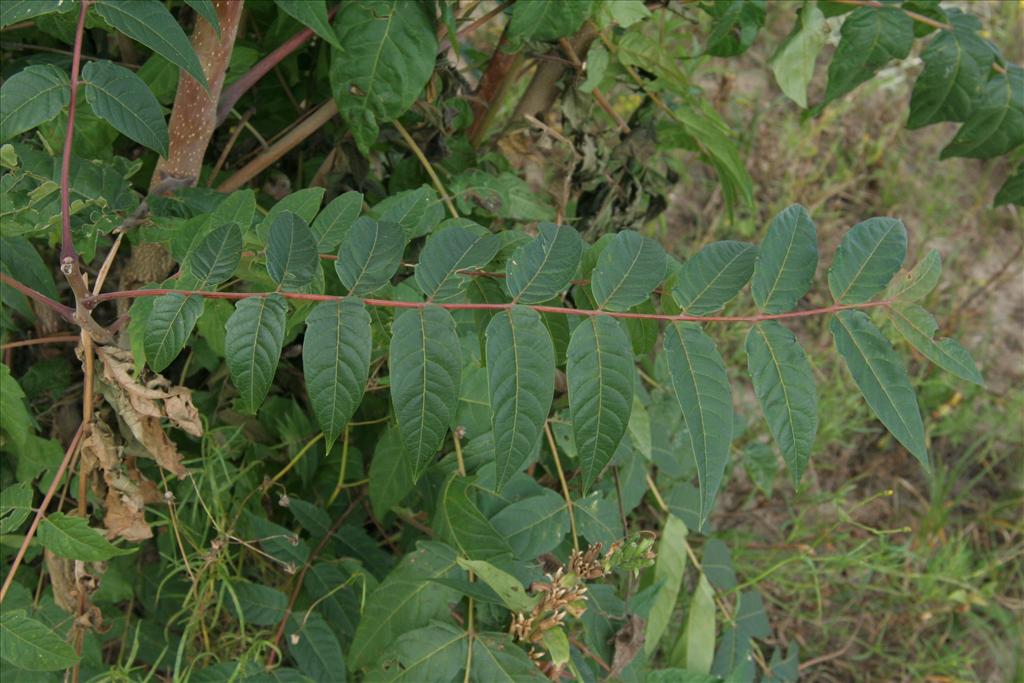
[0,423,85,604]
[438,0,514,53]
[393,120,459,218]
[0,335,79,351]
[0,273,75,322]
[545,422,578,552]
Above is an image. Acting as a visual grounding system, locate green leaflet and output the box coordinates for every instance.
[566,316,635,493]
[275,0,342,50]
[644,514,687,655]
[311,191,363,252]
[182,223,242,289]
[995,165,1024,207]
[209,190,256,234]
[489,489,569,560]
[735,590,770,639]
[907,12,994,129]
[225,294,288,414]
[505,223,583,304]
[507,0,594,46]
[82,60,168,156]
[94,0,209,88]
[415,222,500,302]
[335,217,404,296]
[455,559,533,612]
[471,633,548,682]
[348,542,461,670]
[888,250,941,302]
[184,0,220,35]
[672,241,757,315]
[752,204,818,314]
[0,611,79,672]
[302,300,372,447]
[486,306,555,491]
[828,217,907,304]
[830,310,929,468]
[770,2,827,109]
[0,64,69,142]
[37,512,136,561]
[436,476,512,560]
[267,212,319,292]
[368,623,467,682]
[329,0,437,153]
[144,293,204,372]
[590,230,667,311]
[702,539,738,591]
[574,492,625,546]
[822,6,913,106]
[286,611,346,683]
[664,322,733,524]
[0,482,32,534]
[940,65,1024,160]
[746,322,818,486]
[704,0,765,57]
[0,0,64,28]
[888,304,983,385]
[370,186,445,241]
[228,580,289,626]
[368,424,415,518]
[0,363,32,449]
[257,188,326,241]
[680,574,716,672]
[389,306,461,476]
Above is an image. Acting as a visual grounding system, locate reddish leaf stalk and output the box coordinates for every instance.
[58,0,90,268]
[0,273,76,322]
[88,287,894,324]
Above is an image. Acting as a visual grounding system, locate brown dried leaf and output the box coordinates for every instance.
[610,614,645,677]
[104,488,152,542]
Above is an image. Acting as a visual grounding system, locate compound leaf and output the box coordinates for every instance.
[94,0,208,88]
[486,306,555,491]
[828,217,907,304]
[415,222,500,302]
[822,6,913,106]
[267,212,319,292]
[590,230,667,311]
[940,65,1024,160]
[144,293,204,373]
[335,217,404,296]
[348,542,461,670]
[0,64,68,142]
[303,300,372,447]
[567,316,634,493]
[505,223,583,304]
[389,306,461,477]
[664,322,733,524]
[225,294,287,414]
[82,60,168,156]
[830,310,928,468]
[673,241,757,316]
[746,322,818,486]
[752,204,818,314]
[888,303,983,384]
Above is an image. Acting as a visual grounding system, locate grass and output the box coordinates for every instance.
[653,2,1024,679]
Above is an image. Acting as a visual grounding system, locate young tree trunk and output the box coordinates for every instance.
[150,0,244,191]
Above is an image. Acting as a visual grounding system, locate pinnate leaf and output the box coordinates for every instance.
[486,306,555,491]
[303,300,372,446]
[505,223,583,304]
[752,204,818,314]
[267,212,319,292]
[94,0,209,88]
[82,60,168,156]
[940,65,1024,160]
[415,222,500,302]
[389,306,461,477]
[830,310,928,467]
[144,293,204,372]
[822,6,913,106]
[348,542,461,670]
[567,316,634,493]
[828,217,906,303]
[38,512,136,561]
[664,322,733,524]
[0,64,68,142]
[746,322,818,485]
[226,294,288,414]
[888,304,982,384]
[590,230,667,311]
[335,217,404,296]
[183,223,242,289]
[0,610,79,671]
[673,241,757,315]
